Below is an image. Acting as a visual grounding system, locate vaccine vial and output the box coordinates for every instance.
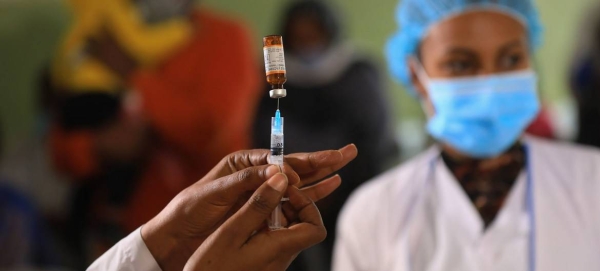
[263,35,287,98]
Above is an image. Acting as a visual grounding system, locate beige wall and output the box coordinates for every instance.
[203,0,597,119]
[0,0,596,151]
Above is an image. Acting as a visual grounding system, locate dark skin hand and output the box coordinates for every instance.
[183,174,328,271]
[142,145,358,271]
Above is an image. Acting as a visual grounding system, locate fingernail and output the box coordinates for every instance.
[265,165,280,178]
[341,144,358,155]
[268,173,288,193]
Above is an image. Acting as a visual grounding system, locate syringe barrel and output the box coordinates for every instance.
[269,116,284,229]
[270,117,284,158]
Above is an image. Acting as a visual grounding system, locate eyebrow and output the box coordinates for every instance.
[498,40,525,55]
[444,47,477,58]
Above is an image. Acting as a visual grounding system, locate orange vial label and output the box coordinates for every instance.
[263,45,286,75]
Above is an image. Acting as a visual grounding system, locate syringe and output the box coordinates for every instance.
[268,109,286,230]
[263,34,288,230]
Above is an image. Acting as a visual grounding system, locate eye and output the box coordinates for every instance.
[499,53,524,70]
[443,59,477,76]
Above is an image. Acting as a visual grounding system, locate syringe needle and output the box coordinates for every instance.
[277,98,280,110]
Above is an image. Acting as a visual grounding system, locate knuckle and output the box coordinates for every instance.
[231,149,245,156]
[229,149,249,159]
[224,150,249,171]
[237,168,254,182]
[307,153,319,170]
[316,226,327,242]
[223,151,239,164]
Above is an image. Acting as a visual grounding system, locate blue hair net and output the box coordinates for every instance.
[386,0,544,94]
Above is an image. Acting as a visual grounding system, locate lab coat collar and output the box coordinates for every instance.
[403,144,530,271]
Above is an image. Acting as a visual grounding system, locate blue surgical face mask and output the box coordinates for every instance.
[294,44,328,65]
[419,69,541,158]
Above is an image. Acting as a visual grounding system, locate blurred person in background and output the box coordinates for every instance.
[570,3,600,148]
[48,0,260,267]
[0,66,69,220]
[0,67,74,266]
[0,122,60,270]
[334,0,600,270]
[253,1,399,270]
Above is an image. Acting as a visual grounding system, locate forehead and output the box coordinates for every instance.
[421,10,528,54]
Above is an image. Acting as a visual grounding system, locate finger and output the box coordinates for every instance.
[205,150,302,187]
[281,174,340,225]
[255,186,326,253]
[282,201,297,225]
[222,149,271,171]
[286,144,358,186]
[300,174,342,202]
[200,164,281,206]
[280,163,301,186]
[220,173,288,245]
[217,166,294,228]
[204,149,271,180]
[284,150,343,175]
[300,144,356,185]
[287,186,325,228]
[221,151,300,185]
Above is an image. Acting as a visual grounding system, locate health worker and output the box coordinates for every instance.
[333,0,600,270]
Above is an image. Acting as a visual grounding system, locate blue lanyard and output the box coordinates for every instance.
[525,146,536,271]
[410,147,536,271]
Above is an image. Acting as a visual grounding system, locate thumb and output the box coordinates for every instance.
[219,173,288,245]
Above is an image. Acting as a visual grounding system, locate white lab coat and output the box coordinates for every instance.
[87,227,161,271]
[333,136,600,271]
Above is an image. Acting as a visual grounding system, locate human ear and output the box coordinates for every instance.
[409,57,429,100]
[409,57,435,117]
